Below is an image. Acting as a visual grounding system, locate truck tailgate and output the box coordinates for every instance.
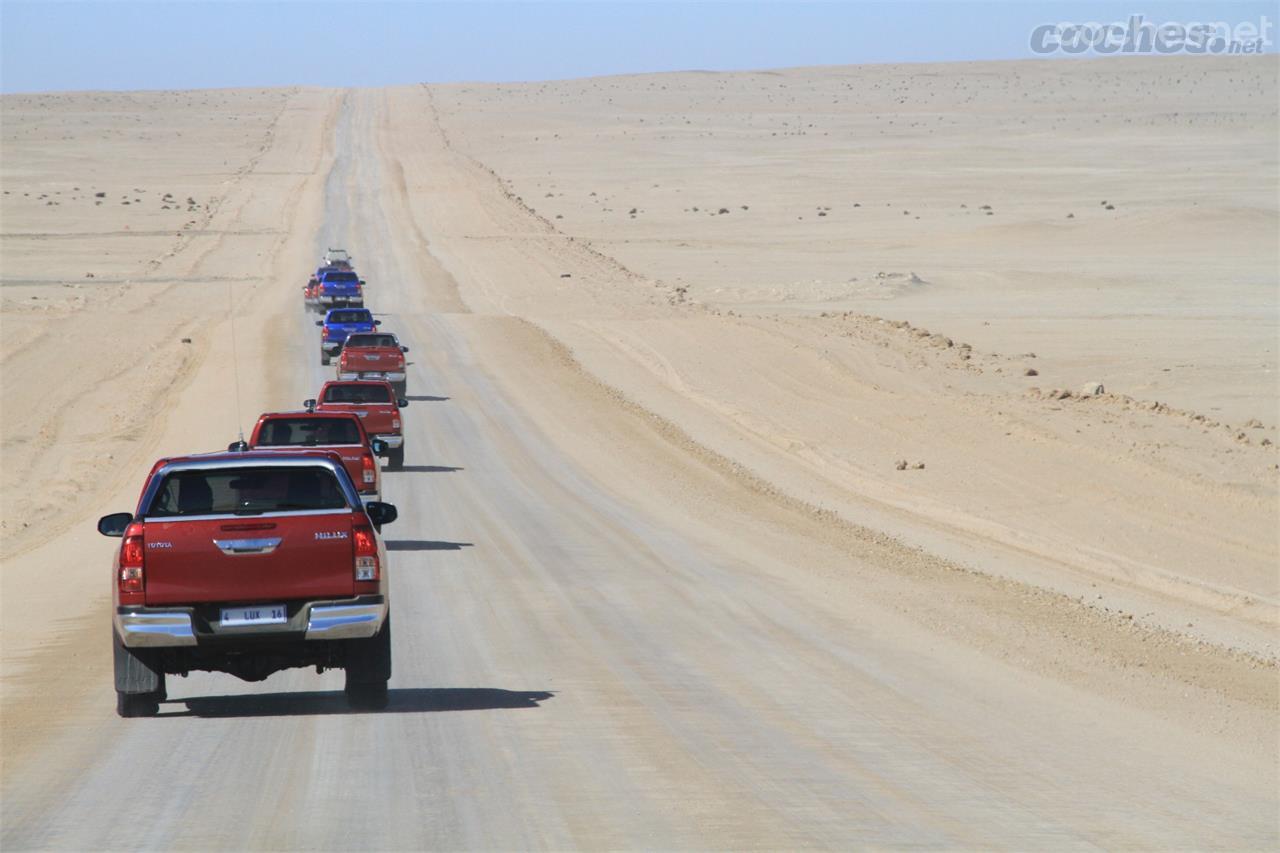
[321,404,397,436]
[143,511,356,605]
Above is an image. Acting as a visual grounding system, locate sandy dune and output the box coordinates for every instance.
[411,57,1279,652]
[1,57,1276,848]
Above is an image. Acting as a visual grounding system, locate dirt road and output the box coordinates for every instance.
[2,89,1275,849]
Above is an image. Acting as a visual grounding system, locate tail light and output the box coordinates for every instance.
[119,522,146,602]
[392,418,400,430]
[353,521,379,582]
[321,326,330,339]
[361,451,376,485]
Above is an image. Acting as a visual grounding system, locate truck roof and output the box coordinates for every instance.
[137,450,358,515]
[155,448,348,465]
[323,308,374,322]
[257,410,367,422]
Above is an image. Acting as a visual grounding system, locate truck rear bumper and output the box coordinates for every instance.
[373,434,403,449]
[337,371,405,382]
[115,595,388,647]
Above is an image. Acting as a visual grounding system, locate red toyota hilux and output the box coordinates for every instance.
[97,449,398,717]
[309,380,409,469]
[336,332,409,396]
[241,410,384,504]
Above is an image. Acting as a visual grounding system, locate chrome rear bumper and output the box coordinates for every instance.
[115,595,388,647]
[304,600,388,640]
[115,610,198,647]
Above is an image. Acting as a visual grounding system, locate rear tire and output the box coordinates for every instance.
[392,381,407,398]
[345,617,391,711]
[320,351,331,366]
[387,446,405,469]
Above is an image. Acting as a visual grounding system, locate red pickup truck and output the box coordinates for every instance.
[337,332,409,396]
[241,411,383,504]
[309,380,409,469]
[97,450,398,717]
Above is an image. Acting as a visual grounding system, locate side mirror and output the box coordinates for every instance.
[359,280,367,286]
[227,440,249,452]
[315,320,323,326]
[303,398,317,411]
[365,502,398,527]
[397,398,409,408]
[373,320,382,326]
[400,346,410,353]
[370,438,388,455]
[97,512,133,537]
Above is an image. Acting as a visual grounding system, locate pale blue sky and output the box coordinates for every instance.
[1,1,1274,93]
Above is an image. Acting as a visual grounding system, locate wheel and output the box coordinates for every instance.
[113,629,165,718]
[116,691,160,718]
[345,617,391,710]
[387,446,405,469]
[392,381,407,398]
[320,351,331,366]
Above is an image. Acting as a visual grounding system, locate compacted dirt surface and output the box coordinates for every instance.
[2,61,1277,849]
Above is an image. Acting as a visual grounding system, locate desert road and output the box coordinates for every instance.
[2,82,1276,850]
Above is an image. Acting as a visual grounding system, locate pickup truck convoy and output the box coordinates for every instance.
[317,308,380,366]
[336,332,410,396]
[100,246,422,717]
[310,380,409,469]
[243,410,384,503]
[98,450,398,717]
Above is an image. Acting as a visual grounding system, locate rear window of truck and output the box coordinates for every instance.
[328,311,370,324]
[324,384,392,404]
[148,466,347,516]
[257,417,362,447]
[324,272,358,282]
[344,334,397,348]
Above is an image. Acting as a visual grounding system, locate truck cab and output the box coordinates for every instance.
[336,332,409,396]
[316,270,365,309]
[310,380,409,469]
[245,410,384,503]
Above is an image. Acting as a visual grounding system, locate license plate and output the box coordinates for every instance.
[220,604,287,627]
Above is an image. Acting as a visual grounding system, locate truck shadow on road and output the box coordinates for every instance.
[385,540,473,551]
[164,688,555,718]
[392,465,463,473]
[404,395,450,402]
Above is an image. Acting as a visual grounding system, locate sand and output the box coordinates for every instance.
[408,56,1279,652]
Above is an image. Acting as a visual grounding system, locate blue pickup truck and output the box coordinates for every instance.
[315,269,365,309]
[316,308,380,365]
